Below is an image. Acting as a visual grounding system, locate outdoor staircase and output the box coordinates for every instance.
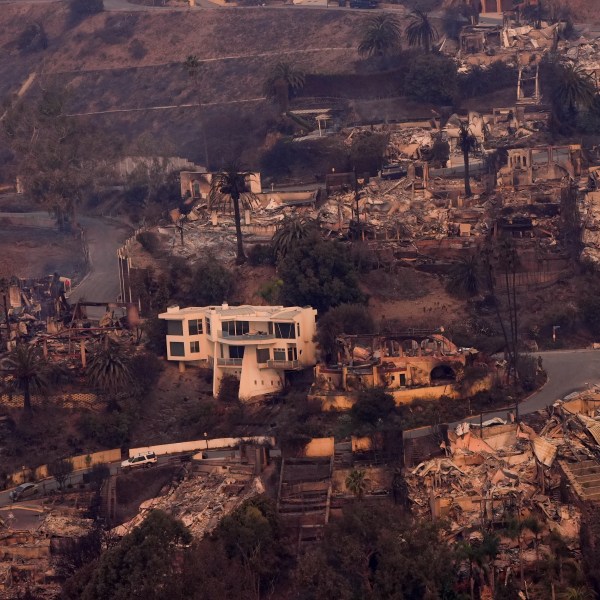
[277,456,333,553]
[334,441,353,469]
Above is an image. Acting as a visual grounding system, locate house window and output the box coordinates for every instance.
[170,342,185,357]
[268,322,274,335]
[222,321,249,336]
[229,346,245,359]
[297,323,301,337]
[273,348,286,361]
[287,346,298,361]
[206,318,211,335]
[190,341,200,353]
[167,320,183,336]
[400,374,406,386]
[274,322,295,339]
[256,348,270,363]
[189,319,203,336]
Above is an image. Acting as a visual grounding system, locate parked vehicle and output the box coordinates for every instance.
[121,451,158,469]
[349,0,377,8]
[9,483,39,502]
[380,164,408,180]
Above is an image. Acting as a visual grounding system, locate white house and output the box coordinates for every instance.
[159,304,318,401]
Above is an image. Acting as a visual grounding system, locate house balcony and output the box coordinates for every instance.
[267,359,301,370]
[218,331,276,344]
[216,358,243,367]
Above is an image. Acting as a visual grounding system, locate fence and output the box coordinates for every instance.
[5,448,121,488]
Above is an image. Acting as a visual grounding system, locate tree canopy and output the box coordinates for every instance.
[358,14,402,58]
[278,238,366,313]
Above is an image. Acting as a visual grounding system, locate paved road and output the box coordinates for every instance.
[405,349,600,439]
[70,217,131,319]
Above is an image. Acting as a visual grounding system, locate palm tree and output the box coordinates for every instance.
[358,14,402,58]
[209,165,257,264]
[183,54,209,167]
[184,54,201,78]
[263,62,306,112]
[271,216,318,262]
[3,344,50,412]
[561,587,596,600]
[447,255,481,298]
[406,10,439,52]
[346,469,367,499]
[86,338,132,399]
[458,122,478,198]
[552,63,596,116]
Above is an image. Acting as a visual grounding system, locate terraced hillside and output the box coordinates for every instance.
[0,4,372,164]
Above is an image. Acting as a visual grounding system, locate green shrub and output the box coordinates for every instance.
[217,375,240,403]
[404,54,458,105]
[17,23,48,52]
[128,39,147,60]
[351,388,395,426]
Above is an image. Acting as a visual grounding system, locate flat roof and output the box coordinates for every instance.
[159,304,313,320]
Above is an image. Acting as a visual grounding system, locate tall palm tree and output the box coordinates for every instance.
[552,63,596,115]
[271,216,318,262]
[183,54,210,167]
[86,338,132,398]
[346,469,367,499]
[406,10,439,52]
[263,62,306,112]
[209,165,257,264]
[358,14,402,58]
[3,344,50,412]
[458,122,478,198]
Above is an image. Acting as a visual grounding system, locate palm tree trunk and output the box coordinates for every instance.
[232,192,246,264]
[23,379,32,412]
[464,148,472,197]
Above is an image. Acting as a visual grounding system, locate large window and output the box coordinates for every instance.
[256,348,270,363]
[170,341,185,357]
[190,341,200,353]
[229,346,245,359]
[222,321,249,336]
[273,348,286,361]
[167,320,183,336]
[273,322,295,339]
[189,319,203,336]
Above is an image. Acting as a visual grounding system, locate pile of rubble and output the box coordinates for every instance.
[405,391,600,591]
[113,469,263,539]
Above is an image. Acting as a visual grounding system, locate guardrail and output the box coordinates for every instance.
[217,358,243,366]
[220,331,275,341]
[267,359,300,369]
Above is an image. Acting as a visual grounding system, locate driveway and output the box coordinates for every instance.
[69,216,131,319]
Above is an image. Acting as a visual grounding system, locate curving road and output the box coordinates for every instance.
[69,216,131,317]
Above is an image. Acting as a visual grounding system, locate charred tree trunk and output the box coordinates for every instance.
[232,192,246,264]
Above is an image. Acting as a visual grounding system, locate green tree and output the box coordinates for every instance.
[406,10,439,52]
[209,166,256,264]
[349,132,389,176]
[294,503,460,599]
[345,469,367,499]
[316,304,375,362]
[184,54,201,77]
[49,458,74,491]
[86,338,132,398]
[443,4,477,40]
[404,53,458,105]
[351,387,395,426]
[65,510,191,600]
[278,238,365,313]
[271,216,318,263]
[358,14,402,58]
[3,344,50,412]
[458,122,478,198]
[190,258,235,306]
[447,255,481,298]
[263,62,306,112]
